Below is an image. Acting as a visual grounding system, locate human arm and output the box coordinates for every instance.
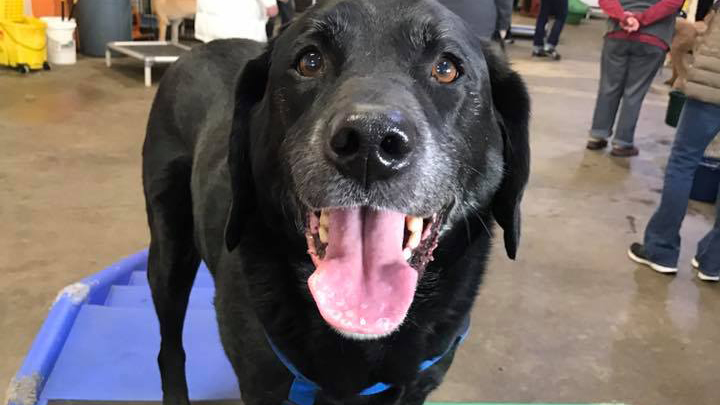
[635,0,684,27]
[599,0,628,20]
[257,0,279,17]
[600,0,641,31]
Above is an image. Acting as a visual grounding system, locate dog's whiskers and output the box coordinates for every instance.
[463,199,492,239]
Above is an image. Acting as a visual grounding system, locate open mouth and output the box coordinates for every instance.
[304,207,444,338]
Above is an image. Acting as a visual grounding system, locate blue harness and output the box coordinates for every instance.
[266,318,470,405]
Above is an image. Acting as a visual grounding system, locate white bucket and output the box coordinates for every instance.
[41,17,77,65]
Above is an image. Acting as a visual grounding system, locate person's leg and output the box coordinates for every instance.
[643,99,720,267]
[266,17,276,39]
[611,42,666,149]
[533,0,551,51]
[294,0,313,13]
[546,0,568,48]
[696,0,714,21]
[696,182,720,278]
[589,39,630,143]
[279,0,294,25]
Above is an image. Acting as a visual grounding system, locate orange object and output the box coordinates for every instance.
[32,0,64,17]
[132,6,142,39]
[131,6,154,40]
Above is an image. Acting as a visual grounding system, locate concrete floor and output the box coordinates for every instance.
[1,17,719,405]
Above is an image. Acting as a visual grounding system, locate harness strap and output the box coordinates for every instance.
[266,316,470,405]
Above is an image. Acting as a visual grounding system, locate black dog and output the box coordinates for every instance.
[142,0,530,404]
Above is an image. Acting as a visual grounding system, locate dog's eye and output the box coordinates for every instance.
[431,57,460,84]
[297,51,324,77]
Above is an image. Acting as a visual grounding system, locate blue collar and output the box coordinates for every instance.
[265,317,471,405]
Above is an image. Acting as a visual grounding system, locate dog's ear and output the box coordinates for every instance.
[485,48,530,260]
[225,49,272,251]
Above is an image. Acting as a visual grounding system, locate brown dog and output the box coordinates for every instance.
[666,11,715,88]
[153,0,197,43]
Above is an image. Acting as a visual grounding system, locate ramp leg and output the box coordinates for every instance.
[106,49,112,67]
[171,21,181,44]
[145,60,153,87]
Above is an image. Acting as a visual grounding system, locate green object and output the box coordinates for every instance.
[569,0,590,14]
[666,90,687,127]
[566,0,589,25]
[566,12,585,25]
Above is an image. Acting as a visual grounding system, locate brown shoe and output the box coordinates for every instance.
[611,145,639,157]
[586,139,608,150]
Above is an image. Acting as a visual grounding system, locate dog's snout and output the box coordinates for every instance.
[326,109,416,185]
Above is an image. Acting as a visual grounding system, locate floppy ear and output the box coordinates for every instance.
[225,49,272,251]
[485,48,531,260]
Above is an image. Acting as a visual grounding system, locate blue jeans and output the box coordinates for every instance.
[533,0,568,48]
[644,99,720,276]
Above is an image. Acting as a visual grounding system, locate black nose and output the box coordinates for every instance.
[326,110,416,185]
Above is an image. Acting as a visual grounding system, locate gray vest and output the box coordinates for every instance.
[607,0,678,46]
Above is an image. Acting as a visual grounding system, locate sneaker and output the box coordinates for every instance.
[611,145,640,157]
[698,271,720,282]
[532,49,547,58]
[544,49,561,60]
[586,139,608,150]
[627,243,678,274]
[692,257,719,281]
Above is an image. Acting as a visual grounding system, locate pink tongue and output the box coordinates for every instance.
[308,208,418,336]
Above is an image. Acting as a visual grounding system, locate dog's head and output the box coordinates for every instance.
[226,0,529,339]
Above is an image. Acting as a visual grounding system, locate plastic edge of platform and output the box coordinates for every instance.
[6,250,149,405]
[85,249,149,305]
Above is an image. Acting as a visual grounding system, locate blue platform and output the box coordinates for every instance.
[7,251,619,405]
[7,251,240,405]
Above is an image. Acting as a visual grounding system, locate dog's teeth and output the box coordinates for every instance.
[320,210,330,227]
[319,226,328,244]
[406,216,423,233]
[407,231,421,249]
[403,248,412,261]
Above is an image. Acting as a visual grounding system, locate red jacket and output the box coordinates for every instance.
[600,0,684,50]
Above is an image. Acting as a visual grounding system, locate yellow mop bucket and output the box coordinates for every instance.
[0,3,49,73]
